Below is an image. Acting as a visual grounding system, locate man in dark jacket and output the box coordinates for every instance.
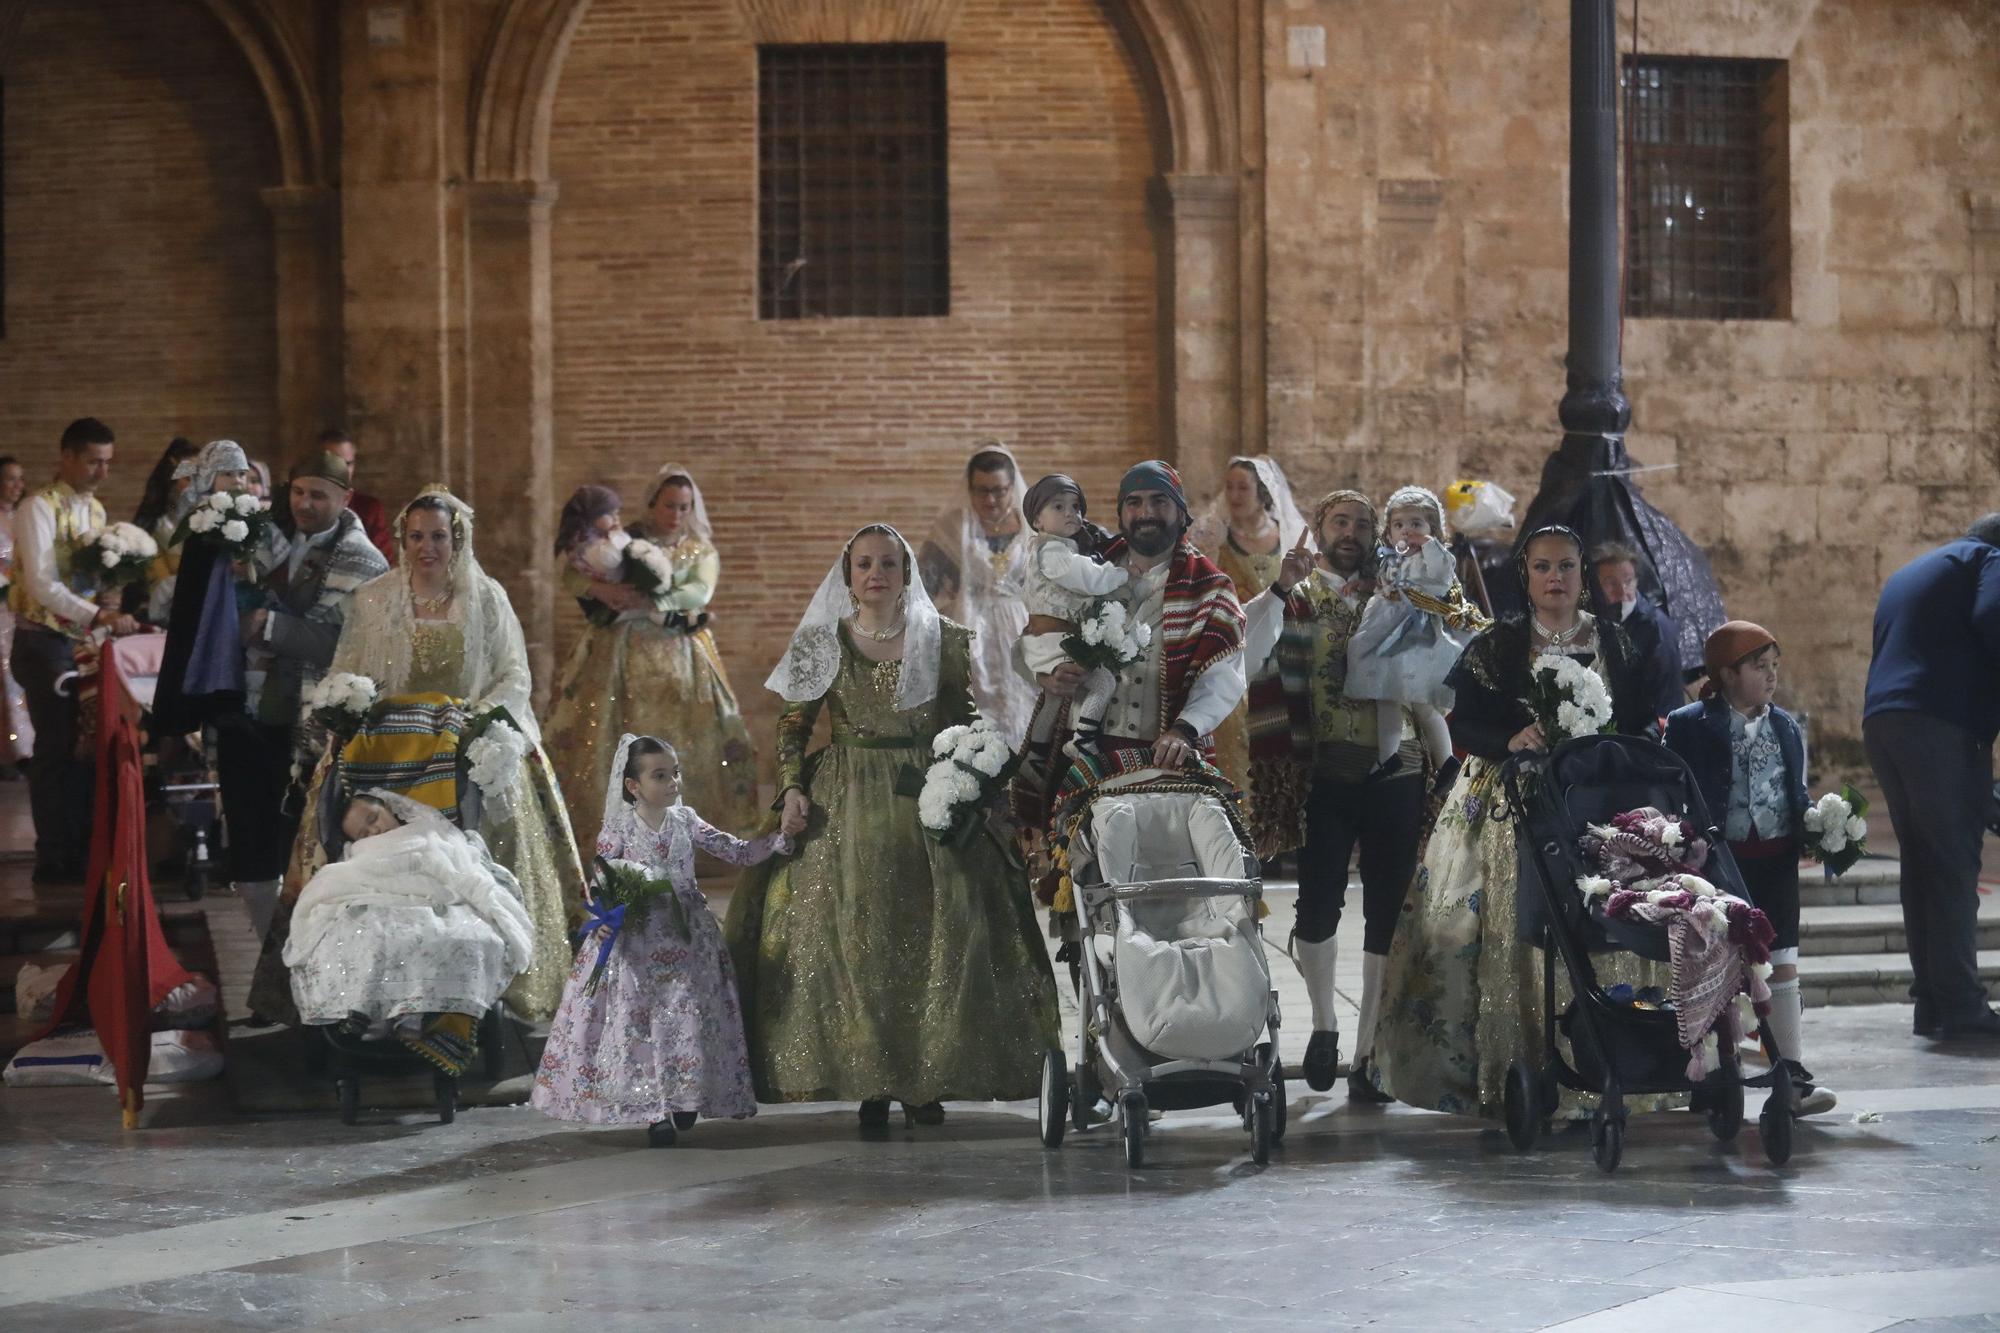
[1863,513,2000,1041]
[1593,541,1686,721]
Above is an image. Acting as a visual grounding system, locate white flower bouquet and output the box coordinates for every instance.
[462,709,532,816]
[171,490,275,560]
[74,522,160,589]
[1801,785,1869,877]
[1526,649,1614,746]
[917,714,1019,846]
[303,671,378,739]
[1060,598,1153,675]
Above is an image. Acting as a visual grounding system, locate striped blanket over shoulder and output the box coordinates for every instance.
[338,692,469,820]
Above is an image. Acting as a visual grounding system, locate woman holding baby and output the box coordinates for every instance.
[542,467,758,845]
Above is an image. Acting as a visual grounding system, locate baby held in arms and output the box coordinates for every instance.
[1018,474,1132,761]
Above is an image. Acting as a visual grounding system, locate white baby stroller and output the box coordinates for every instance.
[1038,788,1284,1166]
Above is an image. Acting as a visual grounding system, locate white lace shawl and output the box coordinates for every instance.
[922,442,1031,616]
[764,525,942,710]
[596,732,696,891]
[644,462,713,545]
[1192,454,1308,555]
[325,489,540,741]
[168,439,249,525]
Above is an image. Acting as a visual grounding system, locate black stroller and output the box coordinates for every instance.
[1503,734,1794,1172]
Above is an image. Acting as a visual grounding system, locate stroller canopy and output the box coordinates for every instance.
[1084,791,1250,885]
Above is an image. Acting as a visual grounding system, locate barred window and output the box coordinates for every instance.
[1624,55,1789,320]
[757,44,949,320]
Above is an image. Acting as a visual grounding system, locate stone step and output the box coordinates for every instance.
[1797,857,1903,908]
[1797,948,2000,1008]
[1800,900,2000,958]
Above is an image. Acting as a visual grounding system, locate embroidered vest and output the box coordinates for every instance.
[11,481,106,637]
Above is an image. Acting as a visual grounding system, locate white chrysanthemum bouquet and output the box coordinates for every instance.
[171,489,274,559]
[917,715,1019,846]
[1527,649,1614,745]
[462,708,533,816]
[1060,598,1152,675]
[303,671,378,739]
[1801,785,1869,877]
[576,527,685,627]
[75,522,160,589]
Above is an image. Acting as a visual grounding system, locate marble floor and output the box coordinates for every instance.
[3,996,1998,1331]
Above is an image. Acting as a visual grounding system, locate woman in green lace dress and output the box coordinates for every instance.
[724,525,1059,1133]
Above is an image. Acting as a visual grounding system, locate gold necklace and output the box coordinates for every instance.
[413,581,454,615]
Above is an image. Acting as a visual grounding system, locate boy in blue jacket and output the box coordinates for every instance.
[1664,621,1837,1115]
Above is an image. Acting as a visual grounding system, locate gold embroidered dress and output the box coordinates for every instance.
[1370,614,1677,1118]
[542,530,756,845]
[1209,528,1283,802]
[723,622,1060,1103]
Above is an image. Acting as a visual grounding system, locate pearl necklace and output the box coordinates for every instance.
[413,581,454,616]
[1533,615,1585,648]
[853,614,904,643]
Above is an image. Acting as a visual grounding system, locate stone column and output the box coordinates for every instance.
[338,0,453,505]
[464,179,559,698]
[1151,173,1243,501]
[261,186,343,456]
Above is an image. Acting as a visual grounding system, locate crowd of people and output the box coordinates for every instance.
[4,418,1996,1148]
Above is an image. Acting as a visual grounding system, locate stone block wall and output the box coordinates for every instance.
[0,0,279,515]
[1261,0,1999,763]
[545,0,1161,754]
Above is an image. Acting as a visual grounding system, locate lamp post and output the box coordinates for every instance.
[1558,0,1631,447]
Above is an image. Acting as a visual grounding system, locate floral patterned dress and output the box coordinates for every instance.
[532,808,784,1124]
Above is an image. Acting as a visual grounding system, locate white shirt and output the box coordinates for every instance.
[13,488,100,629]
[1100,557,1246,741]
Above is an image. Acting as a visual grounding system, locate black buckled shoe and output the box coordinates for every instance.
[1913,996,1941,1038]
[1939,1006,2000,1041]
[1346,1058,1393,1104]
[1302,1031,1341,1093]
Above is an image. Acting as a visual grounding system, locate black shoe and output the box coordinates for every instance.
[903,1101,945,1127]
[646,1120,677,1148]
[1364,754,1403,784]
[1939,1007,2000,1040]
[1429,755,1462,800]
[1913,996,1941,1038]
[1786,1060,1838,1115]
[858,1099,892,1136]
[1346,1059,1393,1104]
[1302,1031,1341,1092]
[671,1111,697,1131]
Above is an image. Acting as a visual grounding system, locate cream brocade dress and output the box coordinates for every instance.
[542,534,757,852]
[1369,631,1679,1119]
[1209,529,1282,805]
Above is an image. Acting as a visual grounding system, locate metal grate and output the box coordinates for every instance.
[757,44,949,320]
[1623,55,1789,320]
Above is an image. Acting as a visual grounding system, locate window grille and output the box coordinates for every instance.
[757,44,949,320]
[1624,55,1789,320]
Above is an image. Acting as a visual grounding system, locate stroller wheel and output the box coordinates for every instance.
[1071,1060,1101,1134]
[1250,1092,1274,1166]
[336,1076,360,1126]
[1591,1113,1623,1174]
[434,1071,457,1125]
[1503,1060,1540,1152]
[1038,1048,1068,1149]
[1270,1059,1288,1144]
[1121,1093,1147,1169]
[479,1006,507,1082]
[1759,1101,1794,1166]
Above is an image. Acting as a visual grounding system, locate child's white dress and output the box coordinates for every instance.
[1019,533,1129,676]
[1345,539,1472,709]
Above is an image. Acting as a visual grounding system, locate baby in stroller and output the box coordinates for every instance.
[283,788,534,1077]
[1042,785,1282,1167]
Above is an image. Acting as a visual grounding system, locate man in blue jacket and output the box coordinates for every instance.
[1593,541,1686,723]
[1863,513,2000,1041]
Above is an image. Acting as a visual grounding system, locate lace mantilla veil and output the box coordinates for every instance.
[646,463,713,545]
[597,732,697,888]
[765,525,942,712]
[1193,454,1308,553]
[326,486,540,741]
[926,441,1030,606]
[169,439,250,524]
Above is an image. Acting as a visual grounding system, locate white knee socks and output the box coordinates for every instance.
[1764,977,1804,1064]
[1355,951,1386,1061]
[1411,705,1453,769]
[1295,936,1340,1036]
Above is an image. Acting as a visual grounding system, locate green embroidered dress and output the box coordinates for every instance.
[724,621,1059,1104]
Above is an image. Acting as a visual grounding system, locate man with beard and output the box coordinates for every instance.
[1240,490,1426,1101]
[1021,460,1248,834]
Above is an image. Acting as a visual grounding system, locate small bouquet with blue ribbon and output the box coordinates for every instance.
[581,856,688,995]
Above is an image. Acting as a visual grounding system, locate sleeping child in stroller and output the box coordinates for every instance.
[282,789,535,1075]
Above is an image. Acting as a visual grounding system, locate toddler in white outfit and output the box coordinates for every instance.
[1019,474,1129,759]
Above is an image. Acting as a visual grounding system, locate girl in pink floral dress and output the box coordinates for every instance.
[532,734,789,1146]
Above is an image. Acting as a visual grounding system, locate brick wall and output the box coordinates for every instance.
[547,0,1160,771]
[1262,0,2000,765]
[0,0,279,520]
